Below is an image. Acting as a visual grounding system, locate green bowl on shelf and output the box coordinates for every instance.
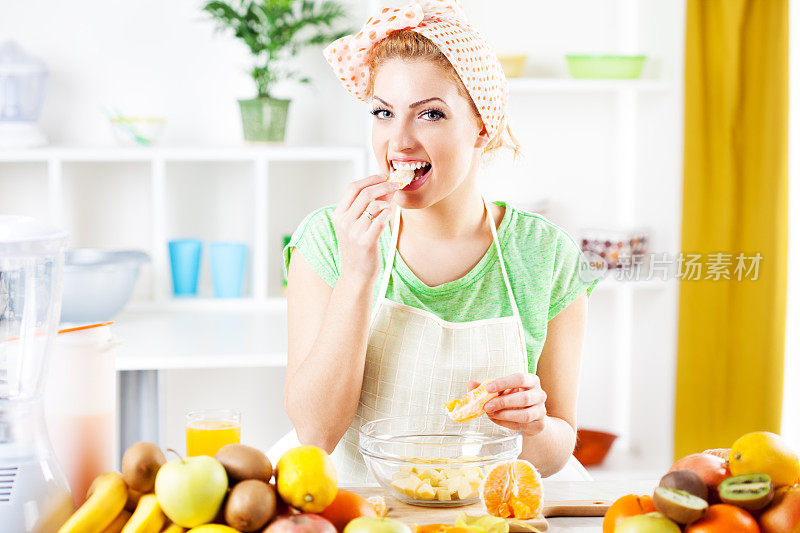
[565,55,646,79]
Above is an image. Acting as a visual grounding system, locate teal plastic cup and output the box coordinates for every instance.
[209,242,248,298]
[169,239,203,296]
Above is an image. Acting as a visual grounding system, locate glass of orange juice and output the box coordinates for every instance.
[185,409,241,457]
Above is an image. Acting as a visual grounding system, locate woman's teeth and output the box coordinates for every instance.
[391,161,430,171]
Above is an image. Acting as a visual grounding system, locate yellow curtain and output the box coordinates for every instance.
[676,0,789,459]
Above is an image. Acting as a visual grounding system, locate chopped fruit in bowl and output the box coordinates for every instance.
[358,414,521,507]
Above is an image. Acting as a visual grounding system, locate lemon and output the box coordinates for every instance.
[276,445,338,512]
[730,431,800,486]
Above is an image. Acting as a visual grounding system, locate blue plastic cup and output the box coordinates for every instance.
[168,239,203,296]
[209,242,248,298]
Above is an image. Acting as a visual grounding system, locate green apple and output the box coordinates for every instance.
[343,517,411,533]
[617,512,681,533]
[154,452,228,528]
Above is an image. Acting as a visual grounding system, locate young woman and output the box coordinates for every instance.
[282,0,599,483]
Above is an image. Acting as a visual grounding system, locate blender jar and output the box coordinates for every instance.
[0,215,74,532]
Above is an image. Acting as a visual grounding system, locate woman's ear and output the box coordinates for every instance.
[474,126,490,149]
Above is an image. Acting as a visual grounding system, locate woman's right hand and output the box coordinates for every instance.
[332,174,402,284]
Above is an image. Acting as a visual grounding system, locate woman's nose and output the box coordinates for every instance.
[389,122,417,152]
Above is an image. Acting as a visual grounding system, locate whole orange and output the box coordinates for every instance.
[684,504,759,533]
[319,490,377,532]
[602,494,657,533]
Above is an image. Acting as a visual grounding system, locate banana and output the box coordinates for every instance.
[186,526,239,533]
[58,472,128,533]
[162,524,187,533]
[121,493,166,533]
[100,510,132,533]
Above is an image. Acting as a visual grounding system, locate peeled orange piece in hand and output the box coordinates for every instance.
[481,460,543,520]
[445,381,499,422]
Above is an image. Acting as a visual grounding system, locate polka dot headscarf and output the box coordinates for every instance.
[323,0,508,140]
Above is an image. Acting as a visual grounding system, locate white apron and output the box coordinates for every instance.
[330,197,529,483]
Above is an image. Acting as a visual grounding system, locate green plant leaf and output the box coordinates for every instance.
[202,0,351,96]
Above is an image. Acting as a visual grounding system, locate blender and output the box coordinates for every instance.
[0,215,74,531]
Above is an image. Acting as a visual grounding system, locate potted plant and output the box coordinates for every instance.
[202,0,352,143]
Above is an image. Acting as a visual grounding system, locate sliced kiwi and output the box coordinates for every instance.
[216,443,273,484]
[224,479,277,532]
[653,486,708,524]
[659,469,708,502]
[718,473,774,511]
[121,441,166,492]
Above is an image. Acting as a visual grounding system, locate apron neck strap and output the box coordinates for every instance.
[371,198,522,323]
[483,197,522,320]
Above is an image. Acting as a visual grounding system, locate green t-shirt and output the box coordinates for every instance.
[282,201,599,373]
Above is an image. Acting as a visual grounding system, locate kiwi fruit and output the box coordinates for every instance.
[718,473,774,511]
[121,441,166,492]
[216,443,273,484]
[653,486,708,524]
[659,469,709,502]
[224,479,277,532]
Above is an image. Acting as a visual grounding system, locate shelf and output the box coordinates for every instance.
[127,297,287,312]
[507,78,675,93]
[0,145,365,163]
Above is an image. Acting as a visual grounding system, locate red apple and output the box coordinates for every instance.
[760,485,800,533]
[264,514,337,533]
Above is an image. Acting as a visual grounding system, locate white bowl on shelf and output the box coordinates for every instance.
[60,249,150,324]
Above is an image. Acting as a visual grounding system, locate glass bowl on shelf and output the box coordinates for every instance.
[107,114,165,146]
[358,414,522,507]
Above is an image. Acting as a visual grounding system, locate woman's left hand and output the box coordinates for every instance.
[468,373,548,436]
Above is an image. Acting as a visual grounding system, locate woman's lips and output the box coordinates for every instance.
[401,164,431,191]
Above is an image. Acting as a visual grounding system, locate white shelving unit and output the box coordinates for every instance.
[0,145,365,306]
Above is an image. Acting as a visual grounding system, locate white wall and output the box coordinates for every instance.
[1,0,685,471]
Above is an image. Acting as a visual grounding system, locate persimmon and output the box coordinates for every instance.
[319,490,377,532]
[684,504,759,533]
[602,494,657,533]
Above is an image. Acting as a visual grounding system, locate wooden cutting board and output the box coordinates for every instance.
[346,486,613,532]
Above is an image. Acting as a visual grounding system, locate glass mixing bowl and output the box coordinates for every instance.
[358,414,522,507]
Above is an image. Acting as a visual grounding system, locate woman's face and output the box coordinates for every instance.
[371,58,488,209]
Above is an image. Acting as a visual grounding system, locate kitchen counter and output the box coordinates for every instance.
[112,304,288,454]
[113,304,288,371]
[345,480,658,532]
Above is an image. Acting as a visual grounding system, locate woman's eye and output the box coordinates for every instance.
[420,109,445,121]
[371,108,392,119]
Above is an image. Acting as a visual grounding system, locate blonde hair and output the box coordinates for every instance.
[366,30,521,163]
